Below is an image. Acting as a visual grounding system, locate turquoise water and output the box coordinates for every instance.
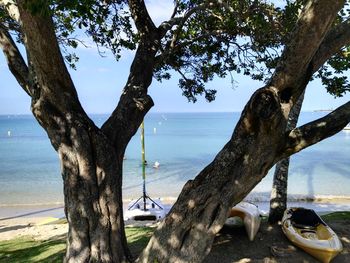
[0,112,349,205]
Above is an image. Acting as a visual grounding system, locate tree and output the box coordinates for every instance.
[138,1,350,262]
[268,1,350,224]
[1,1,350,263]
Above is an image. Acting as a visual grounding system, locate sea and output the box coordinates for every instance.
[1,112,350,213]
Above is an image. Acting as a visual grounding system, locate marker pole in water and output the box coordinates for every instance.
[141,121,147,211]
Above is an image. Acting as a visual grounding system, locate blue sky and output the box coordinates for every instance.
[1,0,349,115]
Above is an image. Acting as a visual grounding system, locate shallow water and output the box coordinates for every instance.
[0,112,349,206]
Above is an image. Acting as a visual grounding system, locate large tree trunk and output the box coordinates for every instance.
[268,91,305,224]
[138,88,288,262]
[56,119,131,262]
[138,1,346,262]
[16,3,138,262]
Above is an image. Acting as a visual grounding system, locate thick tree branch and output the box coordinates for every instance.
[17,0,83,113]
[269,0,344,94]
[313,18,350,70]
[128,0,156,36]
[282,101,350,158]
[0,24,32,96]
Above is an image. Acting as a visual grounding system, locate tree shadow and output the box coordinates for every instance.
[205,217,350,263]
[0,236,65,263]
[0,224,29,234]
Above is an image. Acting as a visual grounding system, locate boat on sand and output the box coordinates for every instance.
[226,202,261,241]
[282,208,343,263]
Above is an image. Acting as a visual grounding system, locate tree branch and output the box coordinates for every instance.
[17,0,81,110]
[282,101,350,158]
[128,0,156,36]
[313,18,350,71]
[0,24,32,96]
[269,0,344,93]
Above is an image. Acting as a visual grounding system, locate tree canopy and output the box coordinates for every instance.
[3,0,349,103]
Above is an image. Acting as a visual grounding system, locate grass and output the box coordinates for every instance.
[321,211,350,221]
[0,237,65,263]
[0,227,154,263]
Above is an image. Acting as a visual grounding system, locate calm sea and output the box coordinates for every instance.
[1,112,349,206]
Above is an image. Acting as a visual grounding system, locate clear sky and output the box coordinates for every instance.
[1,0,349,115]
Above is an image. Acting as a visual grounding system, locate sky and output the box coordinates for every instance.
[1,0,349,115]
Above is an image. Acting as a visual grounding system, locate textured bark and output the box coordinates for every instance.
[269,91,305,224]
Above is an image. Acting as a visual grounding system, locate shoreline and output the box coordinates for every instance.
[1,198,349,242]
[1,197,350,219]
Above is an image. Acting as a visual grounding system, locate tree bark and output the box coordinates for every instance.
[268,91,305,224]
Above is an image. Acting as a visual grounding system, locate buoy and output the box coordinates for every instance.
[153,127,157,134]
[153,161,160,169]
[7,130,11,137]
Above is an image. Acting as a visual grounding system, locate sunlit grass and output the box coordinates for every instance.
[0,227,154,263]
[0,237,65,263]
[321,211,350,221]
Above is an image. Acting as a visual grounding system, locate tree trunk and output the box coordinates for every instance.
[137,88,288,262]
[268,91,305,223]
[138,1,345,261]
[52,118,130,262]
[16,2,136,261]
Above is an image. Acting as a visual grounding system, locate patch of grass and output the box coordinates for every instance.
[126,226,154,255]
[0,237,65,263]
[321,211,350,221]
[0,227,155,262]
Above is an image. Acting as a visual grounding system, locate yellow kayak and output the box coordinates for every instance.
[282,208,343,263]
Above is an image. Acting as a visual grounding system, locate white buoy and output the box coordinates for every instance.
[153,127,157,134]
[7,130,11,137]
[153,161,160,169]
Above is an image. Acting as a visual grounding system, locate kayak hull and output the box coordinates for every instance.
[282,208,343,263]
[227,202,261,241]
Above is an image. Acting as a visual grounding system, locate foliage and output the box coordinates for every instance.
[1,0,349,99]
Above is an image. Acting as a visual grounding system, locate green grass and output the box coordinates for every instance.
[0,237,65,263]
[321,211,350,221]
[0,227,154,263]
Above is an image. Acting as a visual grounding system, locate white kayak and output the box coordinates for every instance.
[226,202,261,241]
[124,198,166,221]
[282,208,343,263]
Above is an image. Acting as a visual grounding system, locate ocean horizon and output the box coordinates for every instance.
[1,112,350,207]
